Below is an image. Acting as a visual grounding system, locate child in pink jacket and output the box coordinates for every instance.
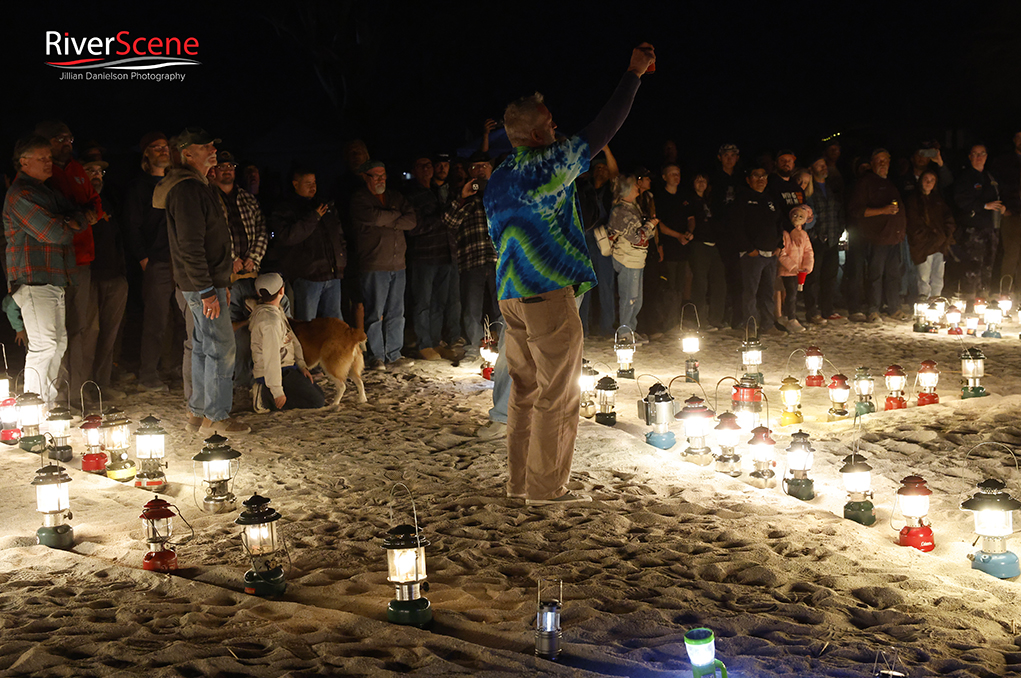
[777,205,815,332]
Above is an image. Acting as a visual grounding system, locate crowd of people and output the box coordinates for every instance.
[3,45,1019,501]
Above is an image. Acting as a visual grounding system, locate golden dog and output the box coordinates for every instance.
[291,318,368,407]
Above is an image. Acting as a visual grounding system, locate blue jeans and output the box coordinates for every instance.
[488,323,509,424]
[292,278,343,322]
[182,289,236,422]
[360,270,406,363]
[410,262,456,350]
[582,230,616,336]
[740,253,778,331]
[612,259,644,331]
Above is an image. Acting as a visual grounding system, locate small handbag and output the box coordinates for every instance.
[593,225,612,257]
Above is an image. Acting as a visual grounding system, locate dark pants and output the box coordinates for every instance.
[958,226,999,296]
[444,263,462,344]
[803,238,841,318]
[661,260,686,331]
[410,261,456,350]
[719,246,743,329]
[258,367,326,410]
[740,254,777,333]
[57,265,93,402]
[688,242,726,328]
[581,230,617,337]
[90,275,128,388]
[460,264,500,355]
[781,276,799,319]
[847,237,902,315]
[139,261,176,382]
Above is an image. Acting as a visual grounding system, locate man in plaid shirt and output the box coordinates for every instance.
[3,135,91,403]
[440,151,500,360]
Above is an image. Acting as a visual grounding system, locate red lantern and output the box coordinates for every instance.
[884,365,907,411]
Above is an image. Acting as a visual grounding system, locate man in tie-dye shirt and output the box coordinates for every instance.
[483,43,655,505]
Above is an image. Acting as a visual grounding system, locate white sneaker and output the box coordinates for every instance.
[785,318,807,332]
[476,421,507,440]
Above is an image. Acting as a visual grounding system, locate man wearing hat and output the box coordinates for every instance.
[249,272,324,412]
[81,152,128,400]
[349,160,417,370]
[124,131,175,391]
[440,151,501,360]
[35,120,106,407]
[153,127,249,435]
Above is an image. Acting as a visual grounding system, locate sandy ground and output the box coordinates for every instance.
[3,316,1021,677]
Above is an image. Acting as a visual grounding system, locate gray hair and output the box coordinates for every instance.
[12,135,51,172]
[612,174,638,203]
[503,92,546,147]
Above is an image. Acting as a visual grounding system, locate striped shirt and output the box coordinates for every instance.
[484,135,595,300]
[3,174,77,288]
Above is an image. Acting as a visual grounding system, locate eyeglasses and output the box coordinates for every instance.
[148,144,170,153]
[217,163,237,170]
[53,135,74,144]
[84,168,106,176]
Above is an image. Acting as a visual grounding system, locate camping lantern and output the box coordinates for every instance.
[382,523,431,626]
[996,284,1013,316]
[982,300,1003,338]
[912,301,931,332]
[961,479,1021,579]
[479,338,498,380]
[894,476,934,552]
[638,383,677,450]
[925,299,947,328]
[614,326,636,379]
[739,337,764,386]
[945,305,963,335]
[974,297,988,319]
[236,494,287,596]
[827,374,851,421]
[684,628,728,678]
[79,414,106,473]
[141,496,192,572]
[748,425,776,489]
[804,346,824,387]
[534,578,563,661]
[579,361,599,418]
[778,376,803,426]
[965,313,980,335]
[960,347,989,399]
[32,464,73,549]
[594,376,618,426]
[853,367,876,416]
[45,405,73,462]
[192,434,241,513]
[731,375,763,435]
[676,394,715,464]
[101,407,135,483]
[840,453,875,526]
[916,360,940,406]
[783,431,815,501]
[17,391,46,453]
[884,365,907,411]
[134,415,168,491]
[0,396,19,444]
[681,306,702,383]
[714,412,742,477]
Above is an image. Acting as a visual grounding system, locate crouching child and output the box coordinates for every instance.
[250,273,326,412]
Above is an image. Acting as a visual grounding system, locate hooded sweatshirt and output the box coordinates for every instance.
[153,164,232,296]
[250,302,307,399]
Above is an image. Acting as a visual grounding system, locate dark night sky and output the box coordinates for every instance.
[4,1,1021,193]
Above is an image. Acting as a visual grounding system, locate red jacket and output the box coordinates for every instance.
[49,160,103,266]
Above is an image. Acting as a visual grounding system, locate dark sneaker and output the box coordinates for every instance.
[388,357,416,368]
[369,359,386,372]
[849,313,866,323]
[866,312,883,323]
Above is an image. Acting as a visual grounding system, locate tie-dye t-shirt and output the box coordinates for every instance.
[484,135,596,300]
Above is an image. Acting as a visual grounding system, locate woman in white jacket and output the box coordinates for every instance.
[608,174,657,340]
[250,272,326,412]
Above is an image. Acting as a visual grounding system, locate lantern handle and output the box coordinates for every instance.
[962,442,1020,475]
[667,375,711,404]
[743,316,758,342]
[537,576,563,607]
[388,482,422,536]
[80,380,103,417]
[783,348,806,376]
[679,303,700,332]
[46,378,70,412]
[39,432,55,468]
[761,391,770,427]
[713,376,740,414]
[636,374,660,395]
[15,366,43,396]
[1000,275,1014,295]
[592,362,613,374]
[169,503,197,546]
[614,324,636,347]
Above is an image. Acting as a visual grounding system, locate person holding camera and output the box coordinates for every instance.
[440,150,500,361]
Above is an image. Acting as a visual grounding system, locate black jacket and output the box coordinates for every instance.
[266,195,347,282]
[731,187,783,253]
[122,172,169,263]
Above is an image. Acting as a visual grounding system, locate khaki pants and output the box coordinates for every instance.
[500,286,583,501]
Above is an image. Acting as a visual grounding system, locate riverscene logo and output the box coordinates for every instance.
[46,31,200,82]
